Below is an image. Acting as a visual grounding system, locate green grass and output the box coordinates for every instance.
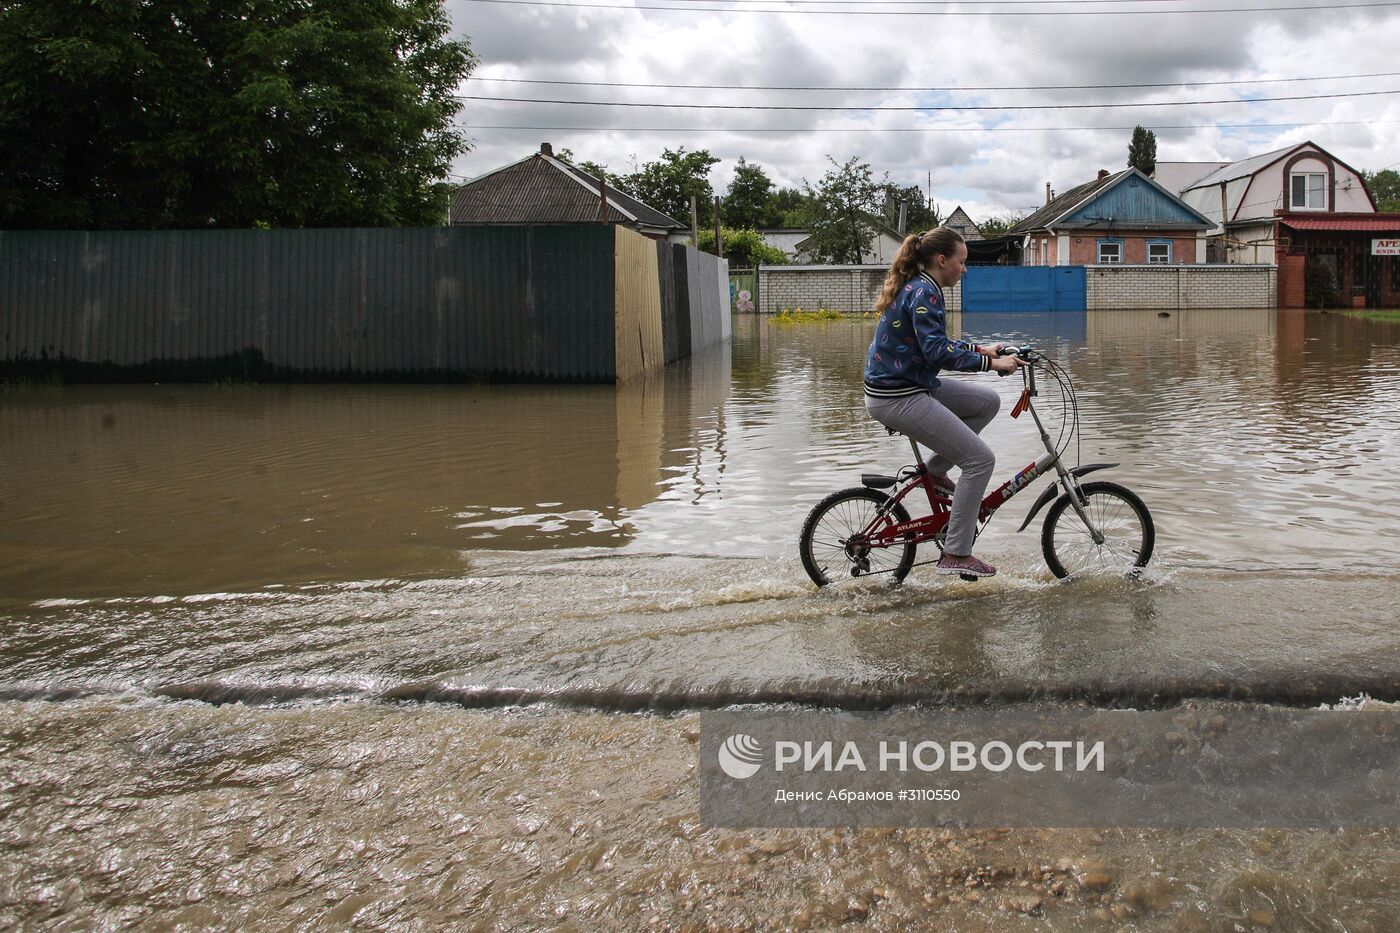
[1344,310,1400,322]
[773,308,874,324]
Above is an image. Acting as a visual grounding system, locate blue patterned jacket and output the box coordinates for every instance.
[863,272,989,397]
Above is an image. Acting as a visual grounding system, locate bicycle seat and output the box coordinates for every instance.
[862,474,897,489]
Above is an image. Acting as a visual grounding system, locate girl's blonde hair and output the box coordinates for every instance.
[874,226,966,313]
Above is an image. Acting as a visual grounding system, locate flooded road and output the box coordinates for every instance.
[4,308,1400,929]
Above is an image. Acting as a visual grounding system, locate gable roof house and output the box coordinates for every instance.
[944,206,982,241]
[451,143,689,241]
[1178,141,1377,265]
[1008,167,1214,266]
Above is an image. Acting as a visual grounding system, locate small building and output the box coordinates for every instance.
[944,206,982,241]
[792,222,905,265]
[1275,214,1400,308]
[451,143,689,242]
[756,228,810,262]
[1008,168,1213,266]
[1179,141,1375,264]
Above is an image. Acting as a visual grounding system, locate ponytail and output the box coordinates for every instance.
[874,226,966,313]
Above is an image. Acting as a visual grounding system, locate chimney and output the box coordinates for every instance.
[1045,182,1052,204]
[539,142,553,157]
[1098,169,1110,181]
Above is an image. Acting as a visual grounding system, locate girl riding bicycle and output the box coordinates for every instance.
[864,227,1022,578]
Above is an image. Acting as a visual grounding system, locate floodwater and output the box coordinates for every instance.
[4,308,1400,929]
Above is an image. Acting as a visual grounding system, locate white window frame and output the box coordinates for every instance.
[1147,241,1172,264]
[1290,172,1327,210]
[1097,240,1122,264]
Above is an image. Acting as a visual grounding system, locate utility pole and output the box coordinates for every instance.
[598,173,608,223]
[690,195,699,249]
[714,196,722,258]
[897,201,908,237]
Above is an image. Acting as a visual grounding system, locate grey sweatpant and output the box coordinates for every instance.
[865,379,1001,556]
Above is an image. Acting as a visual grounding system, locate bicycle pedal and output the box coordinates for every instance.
[958,573,979,583]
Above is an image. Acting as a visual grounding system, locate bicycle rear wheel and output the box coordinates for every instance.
[1041,481,1154,579]
[799,487,916,588]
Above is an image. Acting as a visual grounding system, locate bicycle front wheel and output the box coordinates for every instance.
[1041,481,1155,579]
[799,487,916,588]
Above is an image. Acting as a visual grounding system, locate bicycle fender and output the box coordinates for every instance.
[1015,463,1120,532]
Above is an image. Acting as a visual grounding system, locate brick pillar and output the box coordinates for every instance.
[1278,252,1305,308]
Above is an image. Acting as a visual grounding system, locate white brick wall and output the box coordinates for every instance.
[754,264,1277,313]
[757,264,962,314]
[1085,265,1276,310]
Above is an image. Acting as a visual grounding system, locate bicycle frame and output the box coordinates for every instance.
[863,358,1108,551]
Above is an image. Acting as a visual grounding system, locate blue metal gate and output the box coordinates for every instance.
[963,266,1086,312]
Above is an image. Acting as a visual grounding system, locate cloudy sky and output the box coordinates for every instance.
[445,0,1400,223]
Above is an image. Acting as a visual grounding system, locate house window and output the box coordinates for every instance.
[1097,240,1122,264]
[1290,173,1327,210]
[1147,241,1172,264]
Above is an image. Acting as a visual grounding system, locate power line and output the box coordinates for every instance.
[461,119,1400,132]
[468,70,1400,93]
[463,0,1400,15]
[460,88,1400,110]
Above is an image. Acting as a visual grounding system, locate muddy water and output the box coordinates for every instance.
[4,309,1400,929]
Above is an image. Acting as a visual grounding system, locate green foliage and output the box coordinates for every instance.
[770,186,814,227]
[618,147,720,226]
[1128,126,1158,175]
[723,157,777,228]
[977,212,1028,239]
[802,156,884,265]
[697,226,788,267]
[773,308,851,323]
[880,183,940,233]
[1360,168,1400,211]
[0,0,476,229]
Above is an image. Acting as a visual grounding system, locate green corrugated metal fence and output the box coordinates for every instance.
[0,226,727,383]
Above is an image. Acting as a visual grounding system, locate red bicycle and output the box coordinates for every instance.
[799,346,1155,587]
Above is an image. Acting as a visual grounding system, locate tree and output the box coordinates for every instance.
[880,183,941,233]
[802,156,884,265]
[1361,168,1400,211]
[770,187,813,227]
[619,147,720,226]
[0,0,476,229]
[697,227,789,267]
[1128,126,1158,175]
[977,212,1028,239]
[723,157,777,229]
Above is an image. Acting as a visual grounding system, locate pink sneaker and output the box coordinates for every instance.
[928,472,956,496]
[936,554,997,577]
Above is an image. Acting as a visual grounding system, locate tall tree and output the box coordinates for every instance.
[0,0,476,229]
[1128,126,1158,175]
[724,157,776,229]
[619,147,720,226]
[1360,168,1400,211]
[802,156,883,265]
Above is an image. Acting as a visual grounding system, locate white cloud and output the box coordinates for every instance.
[449,0,1400,222]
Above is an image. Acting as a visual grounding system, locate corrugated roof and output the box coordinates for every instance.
[1183,145,1296,190]
[1009,172,1122,235]
[1152,161,1231,194]
[554,160,685,230]
[1280,214,1400,231]
[450,154,685,229]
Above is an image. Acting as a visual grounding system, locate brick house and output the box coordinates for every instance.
[1008,168,1213,266]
